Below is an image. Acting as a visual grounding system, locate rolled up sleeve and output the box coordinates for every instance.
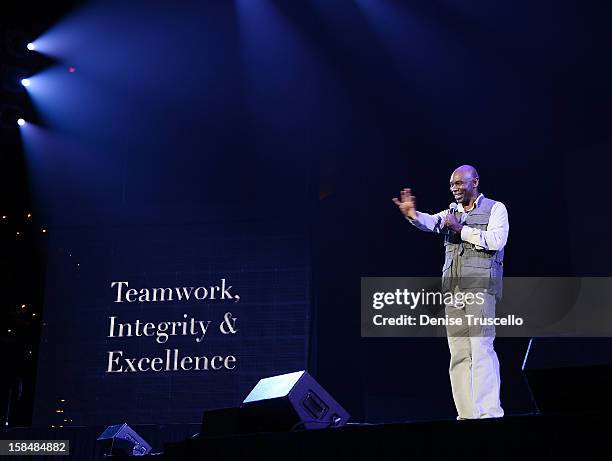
[460,202,509,250]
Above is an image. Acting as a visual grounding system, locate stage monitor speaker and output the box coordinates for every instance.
[201,406,244,438]
[522,338,612,414]
[96,423,152,456]
[240,370,350,433]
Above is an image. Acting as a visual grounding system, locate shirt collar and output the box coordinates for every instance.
[457,193,484,213]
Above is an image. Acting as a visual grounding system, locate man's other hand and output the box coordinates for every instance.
[444,213,463,234]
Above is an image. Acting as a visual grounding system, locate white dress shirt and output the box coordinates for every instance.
[407,193,509,251]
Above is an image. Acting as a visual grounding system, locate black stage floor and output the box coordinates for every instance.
[2,412,610,460]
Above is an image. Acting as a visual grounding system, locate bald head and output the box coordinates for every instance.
[449,165,480,206]
[452,165,479,180]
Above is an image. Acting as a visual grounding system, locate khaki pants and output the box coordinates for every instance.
[445,291,503,419]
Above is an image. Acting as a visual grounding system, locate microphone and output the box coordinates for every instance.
[446,203,459,235]
[437,203,458,234]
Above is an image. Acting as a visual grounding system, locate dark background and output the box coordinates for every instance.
[2,0,612,426]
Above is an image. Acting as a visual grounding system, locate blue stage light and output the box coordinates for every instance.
[27,42,35,51]
[17,118,26,126]
[21,78,31,87]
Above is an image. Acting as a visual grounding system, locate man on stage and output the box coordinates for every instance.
[392,165,509,419]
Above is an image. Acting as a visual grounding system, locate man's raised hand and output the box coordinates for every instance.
[392,188,417,220]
